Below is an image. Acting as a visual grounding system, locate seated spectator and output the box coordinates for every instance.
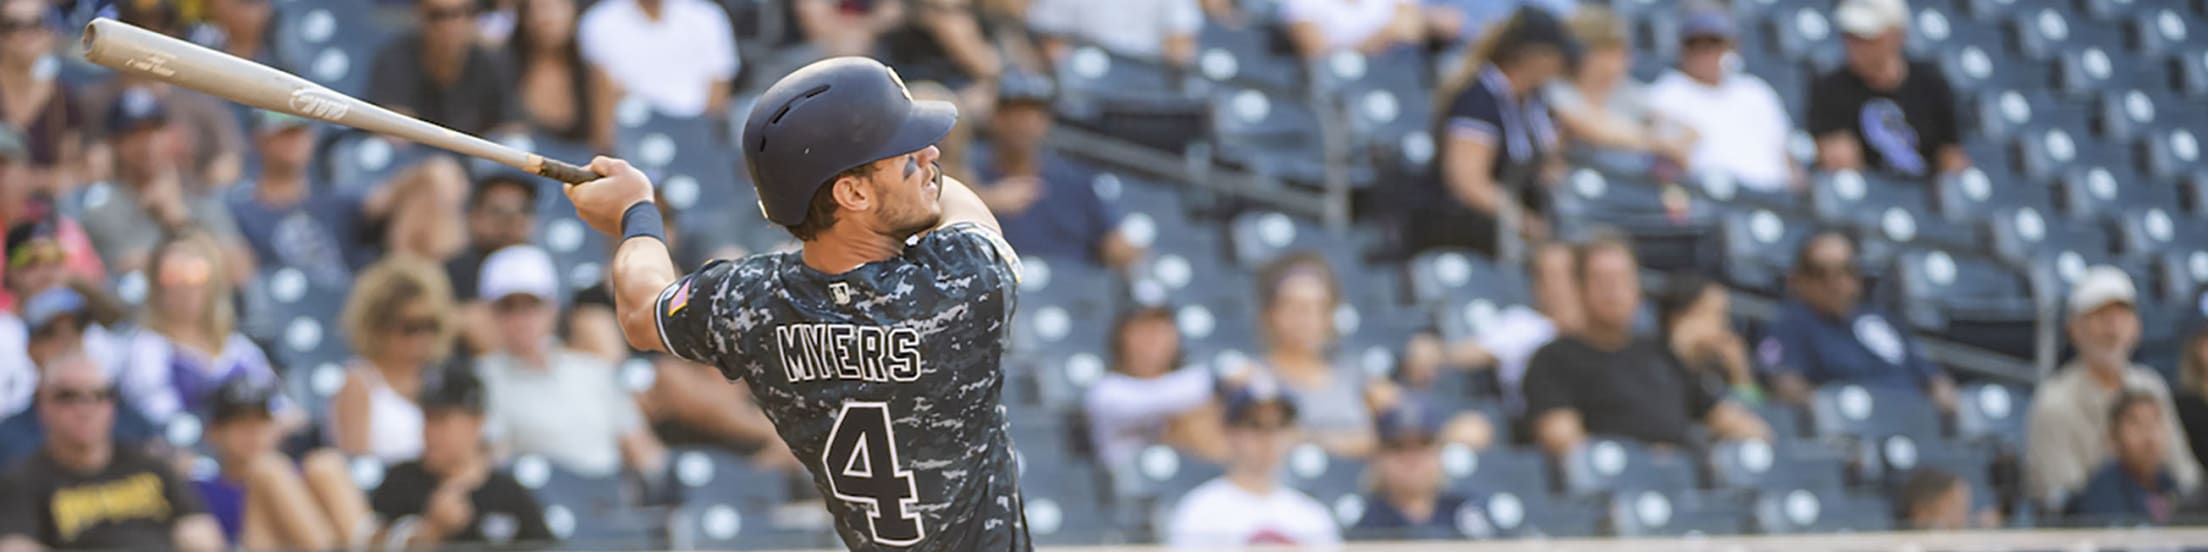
[1027,0,1200,65]
[1761,230,1955,409]
[1546,6,1693,174]
[1524,235,1768,456]
[1415,7,1575,257]
[227,112,468,286]
[0,354,225,551]
[1165,383,1342,547]
[448,172,540,355]
[1283,0,1423,59]
[194,0,281,66]
[511,0,613,150]
[2068,392,2187,524]
[194,378,375,549]
[1353,399,1476,540]
[0,128,108,313]
[970,74,1143,269]
[2028,267,2203,509]
[474,245,666,477]
[1403,242,1582,416]
[0,0,86,191]
[333,257,460,462]
[1253,252,1379,457]
[578,0,737,119]
[115,231,286,426]
[2,218,124,409]
[878,0,1007,110]
[0,295,157,467]
[1808,0,1967,176]
[1646,4,1799,192]
[2171,327,2208,470]
[1898,469,1983,530]
[80,90,251,276]
[371,361,553,549]
[795,0,907,59]
[369,0,519,136]
[1654,274,1760,404]
[1087,306,1226,470]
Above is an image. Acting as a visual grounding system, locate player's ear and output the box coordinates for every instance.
[831,173,873,214]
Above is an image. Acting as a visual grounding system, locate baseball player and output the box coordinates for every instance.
[563,57,1028,550]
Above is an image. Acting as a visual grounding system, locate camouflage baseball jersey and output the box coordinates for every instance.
[652,222,1030,551]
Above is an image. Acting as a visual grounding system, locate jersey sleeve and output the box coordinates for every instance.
[916,222,1023,292]
[653,260,740,370]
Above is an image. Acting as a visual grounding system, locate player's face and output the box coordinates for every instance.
[865,145,945,239]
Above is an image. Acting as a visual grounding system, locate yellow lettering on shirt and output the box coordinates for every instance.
[49,473,171,542]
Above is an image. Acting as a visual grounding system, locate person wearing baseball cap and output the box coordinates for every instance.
[972,71,1144,269]
[1807,0,1969,178]
[1418,6,1579,258]
[1353,399,1481,539]
[1646,3,1800,193]
[372,359,554,548]
[2026,266,2204,510]
[473,245,666,479]
[194,377,379,549]
[1163,380,1343,546]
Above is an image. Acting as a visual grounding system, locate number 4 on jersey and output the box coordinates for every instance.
[823,402,925,545]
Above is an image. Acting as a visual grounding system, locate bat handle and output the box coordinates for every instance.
[531,155,603,186]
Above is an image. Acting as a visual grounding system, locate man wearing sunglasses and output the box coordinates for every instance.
[1761,229,1957,411]
[1,219,128,416]
[0,354,225,551]
[367,0,519,136]
[1645,4,1801,193]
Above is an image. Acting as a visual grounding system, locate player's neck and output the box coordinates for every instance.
[800,227,905,275]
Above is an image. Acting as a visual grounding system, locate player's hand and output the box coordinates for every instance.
[566,156,657,236]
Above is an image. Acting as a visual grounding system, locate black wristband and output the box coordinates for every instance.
[620,201,665,243]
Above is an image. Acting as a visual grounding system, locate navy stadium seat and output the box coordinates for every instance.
[1557,439,1699,497]
[2096,89,2182,143]
[1405,248,1531,307]
[2053,45,2139,98]
[1765,3,1845,69]
[1228,210,1330,269]
[2017,124,2118,183]
[2134,7,2207,57]
[1547,169,1722,271]
[1892,248,2038,358]
[509,455,657,548]
[1908,1,2001,59]
[1988,206,2114,268]
[1954,383,2030,446]
[670,502,829,550]
[670,448,789,510]
[1808,383,1944,443]
[2055,165,2173,220]
[2116,207,2208,260]
[1442,444,1549,500]
[1932,166,2049,223]
[1751,487,1895,533]
[1707,440,1847,491]
[1810,171,1976,262]
[1053,46,1189,128]
[2143,126,2206,179]
[1312,49,1433,157]
[1118,444,1226,502]
[2176,47,2208,98]
[1206,86,1330,184]
[1973,89,2070,144]
[2156,248,2208,301]
[1193,20,1302,93]
[1719,208,1811,295]
[1606,489,1749,537]
[1940,42,2050,95]
[1016,450,1111,545]
[2011,3,2125,61]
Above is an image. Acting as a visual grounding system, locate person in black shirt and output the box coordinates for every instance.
[1807,0,1967,177]
[449,172,539,355]
[370,360,552,549]
[0,354,224,551]
[1522,236,1769,456]
[368,0,520,136]
[1414,7,1577,258]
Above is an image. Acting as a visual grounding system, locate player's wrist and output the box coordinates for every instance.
[620,201,665,243]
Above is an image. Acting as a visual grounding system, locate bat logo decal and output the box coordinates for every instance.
[123,52,176,77]
[288,89,351,121]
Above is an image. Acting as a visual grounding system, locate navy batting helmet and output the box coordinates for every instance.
[741,57,958,226]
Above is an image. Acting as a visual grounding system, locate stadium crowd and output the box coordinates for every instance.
[1,0,2206,548]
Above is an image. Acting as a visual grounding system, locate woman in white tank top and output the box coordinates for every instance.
[329,258,456,462]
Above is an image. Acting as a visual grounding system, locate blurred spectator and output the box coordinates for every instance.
[1,125,108,316]
[194,0,278,65]
[369,0,519,136]
[1646,4,1799,192]
[0,289,156,467]
[1282,0,1422,59]
[1416,7,1575,257]
[1164,384,1342,547]
[1027,0,1200,65]
[474,245,667,477]
[448,172,539,355]
[78,81,248,191]
[333,256,459,462]
[2027,267,2202,509]
[1897,469,1973,530]
[795,0,906,59]
[376,157,472,264]
[2,217,122,408]
[1760,230,1955,410]
[1353,400,1476,540]
[114,231,284,426]
[879,0,1006,111]
[1403,243,1582,416]
[227,113,465,285]
[1545,6,1692,173]
[567,197,678,365]
[512,0,613,150]
[1523,235,1768,456]
[578,0,738,119]
[0,0,85,190]
[970,73,1143,269]
[1254,252,1378,457]
[194,378,375,549]
[2171,327,2208,471]
[80,89,251,275]
[2067,392,2186,524]
[1086,306,1227,470]
[370,360,553,549]
[0,354,225,551]
[1654,274,1760,404]
[1807,0,1967,176]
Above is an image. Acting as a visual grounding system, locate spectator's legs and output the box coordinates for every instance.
[241,451,341,550]
[301,449,378,547]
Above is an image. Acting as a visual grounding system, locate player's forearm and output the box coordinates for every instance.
[612,236,682,352]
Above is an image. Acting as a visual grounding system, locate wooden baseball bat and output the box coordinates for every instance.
[79,17,600,184]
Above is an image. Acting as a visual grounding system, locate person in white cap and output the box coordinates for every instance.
[1806,0,1970,178]
[2025,266,2202,510]
[470,245,666,478]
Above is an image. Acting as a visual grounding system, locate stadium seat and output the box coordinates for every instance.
[1193,20,1302,93]
[2177,48,2208,98]
[2011,4,2125,61]
[1907,1,1997,57]
[1442,444,1549,499]
[1809,171,1975,259]
[1557,439,1698,497]
[2018,125,2117,183]
[2096,89,2182,143]
[1405,249,1530,307]
[1606,489,1748,537]
[1017,452,1112,545]
[1206,86,1330,184]
[2156,248,2208,301]
[2142,126,2205,180]
[670,448,789,510]
[2133,7,2206,56]
[1707,440,1847,491]
[1548,169,1722,271]
[670,502,830,550]
[1055,46,1182,103]
[1227,210,1331,269]
[278,0,390,96]
[2116,207,2208,259]
[1119,444,1226,501]
[1932,166,2049,224]
[1892,248,2038,358]
[1940,43,2049,95]
[1751,487,1895,533]
[1718,208,1811,295]
[1987,206,2114,268]
[1974,89,2071,144]
[2054,46,2140,99]
[1765,3,1845,69]
[2056,165,2173,221]
[1808,384,1944,443]
[509,455,657,547]
[1954,383,2030,446]
[1312,48,1433,157]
